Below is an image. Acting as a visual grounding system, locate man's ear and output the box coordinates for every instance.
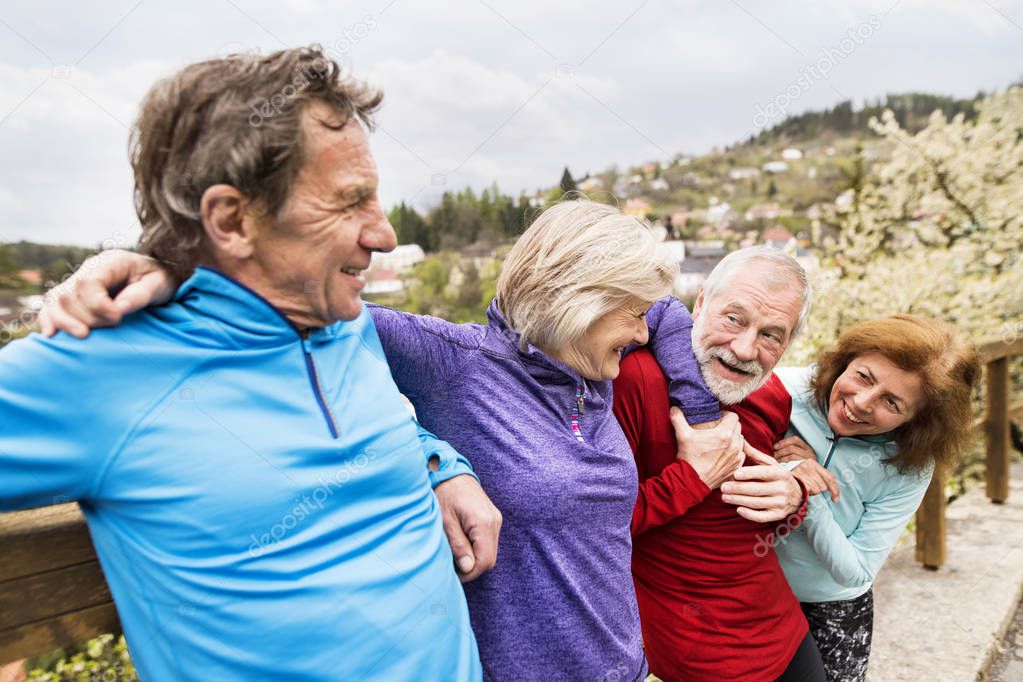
[200,184,257,260]
[692,288,705,318]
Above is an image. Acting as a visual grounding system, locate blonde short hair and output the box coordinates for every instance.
[496,200,677,352]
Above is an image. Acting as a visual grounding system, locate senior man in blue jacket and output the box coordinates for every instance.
[0,46,498,681]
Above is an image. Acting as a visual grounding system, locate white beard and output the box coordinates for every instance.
[691,316,771,405]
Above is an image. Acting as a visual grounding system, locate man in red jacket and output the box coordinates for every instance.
[614,246,827,681]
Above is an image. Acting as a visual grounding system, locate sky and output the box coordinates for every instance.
[0,0,1020,247]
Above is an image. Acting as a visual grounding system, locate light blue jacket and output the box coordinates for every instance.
[774,366,933,603]
[0,267,481,681]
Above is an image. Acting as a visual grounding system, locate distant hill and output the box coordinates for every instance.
[741,92,983,148]
[0,240,98,291]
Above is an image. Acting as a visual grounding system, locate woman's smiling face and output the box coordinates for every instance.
[566,300,652,381]
[827,352,925,437]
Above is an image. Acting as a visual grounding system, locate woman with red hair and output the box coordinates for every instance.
[773,315,980,681]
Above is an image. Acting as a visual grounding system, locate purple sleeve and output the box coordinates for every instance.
[641,296,721,425]
[365,303,483,402]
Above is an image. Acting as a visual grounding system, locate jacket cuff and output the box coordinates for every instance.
[427,443,479,489]
[678,400,722,426]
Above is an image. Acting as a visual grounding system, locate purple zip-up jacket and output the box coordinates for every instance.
[368,297,719,681]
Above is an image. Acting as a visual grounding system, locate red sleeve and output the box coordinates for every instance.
[613,351,713,537]
[631,460,712,536]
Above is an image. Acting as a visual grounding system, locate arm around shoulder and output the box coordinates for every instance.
[366,304,482,401]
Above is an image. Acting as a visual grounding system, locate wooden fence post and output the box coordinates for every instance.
[986,356,1010,503]
[915,466,946,570]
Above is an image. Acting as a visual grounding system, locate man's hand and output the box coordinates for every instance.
[670,407,743,490]
[37,249,175,338]
[773,436,816,463]
[720,445,803,523]
[432,474,502,583]
[791,459,840,501]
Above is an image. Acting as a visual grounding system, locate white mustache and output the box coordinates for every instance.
[707,347,763,376]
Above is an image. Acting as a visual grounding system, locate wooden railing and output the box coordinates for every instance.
[915,336,1023,568]
[0,504,119,663]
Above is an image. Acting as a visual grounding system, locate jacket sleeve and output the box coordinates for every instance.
[366,304,480,402]
[642,297,721,425]
[0,334,124,510]
[800,468,932,588]
[613,352,713,536]
[416,419,478,488]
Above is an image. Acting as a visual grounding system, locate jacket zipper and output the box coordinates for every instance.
[823,434,840,468]
[301,331,339,439]
[570,383,585,442]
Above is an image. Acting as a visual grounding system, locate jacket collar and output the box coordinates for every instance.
[171,266,343,348]
[486,300,611,401]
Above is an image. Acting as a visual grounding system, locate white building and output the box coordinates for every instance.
[370,244,425,273]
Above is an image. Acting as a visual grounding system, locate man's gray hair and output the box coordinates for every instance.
[131,45,382,281]
[702,245,813,338]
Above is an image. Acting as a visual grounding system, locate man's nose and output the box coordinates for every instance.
[361,204,397,253]
[730,328,758,361]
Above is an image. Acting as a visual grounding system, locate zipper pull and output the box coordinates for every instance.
[577,392,585,415]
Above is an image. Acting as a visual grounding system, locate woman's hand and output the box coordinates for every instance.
[791,459,840,501]
[773,436,816,463]
[37,250,176,338]
[670,408,744,490]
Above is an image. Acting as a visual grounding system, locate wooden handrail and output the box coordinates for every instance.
[0,504,118,664]
[915,335,1021,569]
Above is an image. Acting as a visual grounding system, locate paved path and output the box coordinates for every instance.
[987,595,1023,681]
[867,462,1023,681]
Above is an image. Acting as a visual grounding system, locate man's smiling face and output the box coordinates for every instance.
[691,261,803,405]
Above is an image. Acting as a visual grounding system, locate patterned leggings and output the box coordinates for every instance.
[801,588,874,682]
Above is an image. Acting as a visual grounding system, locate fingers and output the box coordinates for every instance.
[822,470,841,502]
[77,277,124,324]
[37,300,89,338]
[115,277,171,316]
[669,406,693,439]
[721,479,784,498]
[736,506,789,524]
[460,510,501,583]
[793,469,826,496]
[773,444,811,461]
[723,491,787,510]
[741,443,779,467]
[440,510,477,582]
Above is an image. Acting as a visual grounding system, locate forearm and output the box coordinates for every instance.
[632,459,712,535]
[366,304,476,400]
[642,297,721,425]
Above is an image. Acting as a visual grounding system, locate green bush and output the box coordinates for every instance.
[25,634,136,682]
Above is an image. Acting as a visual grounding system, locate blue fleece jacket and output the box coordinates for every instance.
[0,267,481,681]
[773,366,933,603]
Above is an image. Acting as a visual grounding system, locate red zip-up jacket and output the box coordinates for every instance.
[613,349,807,682]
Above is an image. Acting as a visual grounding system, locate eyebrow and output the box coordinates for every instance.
[863,365,907,407]
[722,302,789,338]
[333,186,373,204]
